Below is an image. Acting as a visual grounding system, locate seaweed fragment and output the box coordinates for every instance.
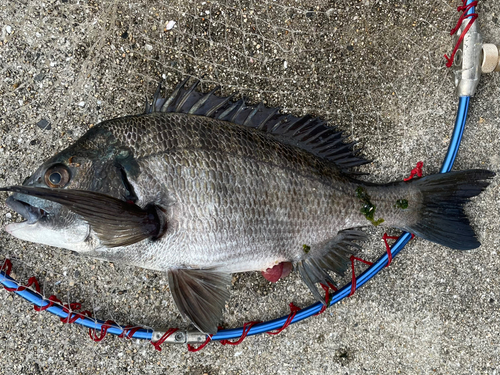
[355,186,384,226]
[395,199,409,209]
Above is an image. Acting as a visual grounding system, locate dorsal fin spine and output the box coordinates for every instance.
[188,86,220,115]
[144,95,151,114]
[217,99,240,120]
[269,114,291,133]
[291,118,316,137]
[305,127,333,144]
[230,98,246,123]
[160,78,189,112]
[175,80,200,112]
[312,135,346,152]
[259,107,281,131]
[243,104,261,127]
[281,115,310,134]
[206,93,235,118]
[152,85,162,112]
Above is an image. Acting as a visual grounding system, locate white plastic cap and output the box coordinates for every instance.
[481,43,500,73]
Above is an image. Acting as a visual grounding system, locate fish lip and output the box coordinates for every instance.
[5,196,48,224]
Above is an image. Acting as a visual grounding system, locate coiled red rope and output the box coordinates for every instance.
[0,259,173,351]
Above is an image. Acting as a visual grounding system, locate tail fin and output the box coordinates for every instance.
[405,169,494,250]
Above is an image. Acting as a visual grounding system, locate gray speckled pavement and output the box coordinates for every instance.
[1,1,499,374]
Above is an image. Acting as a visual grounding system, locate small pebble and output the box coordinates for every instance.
[165,20,176,31]
[78,101,85,107]
[34,73,45,82]
[5,25,12,34]
[6,213,11,219]
[145,44,153,51]
[36,119,51,130]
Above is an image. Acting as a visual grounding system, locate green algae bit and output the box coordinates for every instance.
[395,199,409,209]
[356,186,385,227]
[302,244,311,253]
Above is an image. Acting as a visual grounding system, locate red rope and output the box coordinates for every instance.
[33,295,61,311]
[119,326,144,340]
[151,328,179,351]
[267,303,301,334]
[1,260,41,295]
[188,303,303,351]
[187,334,213,352]
[62,304,92,324]
[382,233,400,267]
[220,321,261,346]
[315,282,338,315]
[444,1,478,68]
[349,255,374,297]
[3,276,40,293]
[1,259,13,276]
[89,320,118,342]
[403,161,423,181]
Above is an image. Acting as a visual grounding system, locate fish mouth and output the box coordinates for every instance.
[5,196,48,224]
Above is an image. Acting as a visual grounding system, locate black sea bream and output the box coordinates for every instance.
[1,79,494,333]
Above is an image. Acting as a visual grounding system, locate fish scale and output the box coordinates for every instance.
[1,80,494,334]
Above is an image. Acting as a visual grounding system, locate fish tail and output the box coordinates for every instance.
[403,169,494,250]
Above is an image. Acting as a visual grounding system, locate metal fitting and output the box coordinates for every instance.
[453,17,483,97]
[151,329,207,344]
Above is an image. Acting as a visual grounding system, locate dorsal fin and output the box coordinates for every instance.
[144,79,369,170]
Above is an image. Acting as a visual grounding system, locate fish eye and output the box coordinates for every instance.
[44,164,71,188]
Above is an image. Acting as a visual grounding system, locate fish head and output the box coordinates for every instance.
[4,126,136,252]
[5,156,94,252]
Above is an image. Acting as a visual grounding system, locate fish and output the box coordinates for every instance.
[0,78,494,334]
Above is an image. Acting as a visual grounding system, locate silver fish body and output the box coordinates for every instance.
[2,80,494,333]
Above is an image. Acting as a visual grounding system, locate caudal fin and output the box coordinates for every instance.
[405,169,494,250]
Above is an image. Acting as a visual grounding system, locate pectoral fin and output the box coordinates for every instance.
[168,268,231,334]
[0,186,163,247]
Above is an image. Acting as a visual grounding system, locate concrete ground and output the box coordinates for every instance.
[0,0,499,374]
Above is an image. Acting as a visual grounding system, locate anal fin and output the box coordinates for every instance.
[297,229,366,304]
[168,268,231,334]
